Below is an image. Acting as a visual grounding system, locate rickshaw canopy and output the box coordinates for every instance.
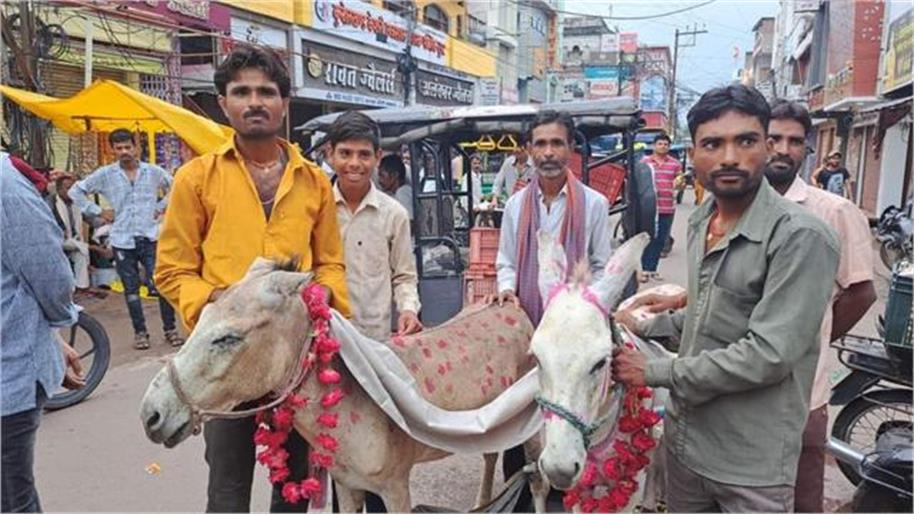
[297,99,642,151]
[0,80,232,155]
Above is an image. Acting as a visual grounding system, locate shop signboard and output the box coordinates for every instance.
[600,33,619,53]
[414,70,474,106]
[138,0,231,31]
[479,79,500,106]
[620,32,639,53]
[584,66,619,99]
[882,4,913,93]
[226,17,288,53]
[561,77,587,102]
[311,0,447,66]
[639,74,667,111]
[299,41,402,108]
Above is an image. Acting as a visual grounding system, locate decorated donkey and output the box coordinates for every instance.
[530,231,668,512]
[140,258,548,512]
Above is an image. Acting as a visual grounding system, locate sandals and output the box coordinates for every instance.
[134,332,151,350]
[164,330,185,348]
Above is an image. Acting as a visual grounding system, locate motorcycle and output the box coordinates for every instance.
[876,200,913,269]
[828,335,912,512]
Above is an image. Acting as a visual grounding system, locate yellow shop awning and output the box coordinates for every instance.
[0,80,232,154]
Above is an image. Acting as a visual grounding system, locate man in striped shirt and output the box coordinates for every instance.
[640,132,682,281]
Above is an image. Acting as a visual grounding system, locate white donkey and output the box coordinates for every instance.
[140,259,547,512]
[531,231,659,509]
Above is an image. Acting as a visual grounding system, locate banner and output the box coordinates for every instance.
[882,5,913,93]
[311,0,447,66]
[639,75,667,111]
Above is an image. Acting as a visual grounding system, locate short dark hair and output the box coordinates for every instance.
[379,154,407,184]
[327,111,381,151]
[769,99,812,137]
[108,129,135,146]
[528,110,575,143]
[214,45,291,98]
[687,85,770,140]
[653,132,672,144]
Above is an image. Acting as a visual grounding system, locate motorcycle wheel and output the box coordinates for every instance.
[852,479,913,512]
[832,389,914,485]
[44,312,111,410]
[880,242,905,270]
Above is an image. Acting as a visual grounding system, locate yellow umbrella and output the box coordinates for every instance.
[0,80,232,155]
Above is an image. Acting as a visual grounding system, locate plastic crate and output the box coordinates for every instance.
[469,227,500,267]
[464,274,498,305]
[588,163,626,204]
[884,269,912,352]
[568,153,626,204]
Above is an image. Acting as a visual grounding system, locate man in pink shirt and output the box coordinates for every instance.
[765,99,877,512]
[640,132,682,280]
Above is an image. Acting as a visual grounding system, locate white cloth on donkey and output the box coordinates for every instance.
[331,309,543,454]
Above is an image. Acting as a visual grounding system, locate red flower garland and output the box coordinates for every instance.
[253,284,343,504]
[562,384,661,513]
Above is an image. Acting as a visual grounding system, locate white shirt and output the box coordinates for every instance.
[335,183,420,341]
[496,181,613,293]
[461,171,484,207]
[492,156,535,198]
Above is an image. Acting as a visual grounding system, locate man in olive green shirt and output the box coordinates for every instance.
[613,85,839,512]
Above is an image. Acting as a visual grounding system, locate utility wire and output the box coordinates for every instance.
[511,0,718,21]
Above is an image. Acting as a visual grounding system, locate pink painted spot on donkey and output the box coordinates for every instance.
[437,339,449,349]
[349,411,362,425]
[422,347,433,359]
[424,377,437,394]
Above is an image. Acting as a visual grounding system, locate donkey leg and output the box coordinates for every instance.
[335,482,366,513]
[524,437,549,514]
[473,452,499,509]
[380,477,411,514]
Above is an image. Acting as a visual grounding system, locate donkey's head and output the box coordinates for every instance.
[531,232,649,489]
[140,258,313,448]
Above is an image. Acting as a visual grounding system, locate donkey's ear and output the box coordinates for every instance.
[243,258,279,281]
[537,230,567,305]
[268,270,314,298]
[590,233,650,311]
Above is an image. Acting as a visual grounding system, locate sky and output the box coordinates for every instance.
[566,0,779,95]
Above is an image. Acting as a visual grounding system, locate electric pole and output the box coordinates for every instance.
[398,12,418,106]
[668,25,706,137]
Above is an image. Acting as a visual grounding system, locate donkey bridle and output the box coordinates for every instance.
[534,315,626,449]
[165,332,315,436]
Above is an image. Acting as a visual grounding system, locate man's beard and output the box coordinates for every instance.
[704,167,763,199]
[238,128,280,140]
[764,156,799,187]
[238,110,281,140]
[536,160,565,178]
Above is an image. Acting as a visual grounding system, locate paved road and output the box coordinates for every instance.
[36,189,870,511]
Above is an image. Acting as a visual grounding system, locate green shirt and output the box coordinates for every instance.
[644,180,839,487]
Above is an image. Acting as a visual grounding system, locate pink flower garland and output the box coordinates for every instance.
[562,384,662,513]
[253,284,343,505]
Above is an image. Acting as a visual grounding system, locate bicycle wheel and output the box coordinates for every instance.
[831,388,913,485]
[45,312,111,411]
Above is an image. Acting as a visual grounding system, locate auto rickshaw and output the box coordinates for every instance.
[298,99,650,326]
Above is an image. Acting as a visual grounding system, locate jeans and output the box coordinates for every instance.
[641,213,674,272]
[203,417,310,512]
[113,237,176,335]
[1,385,47,513]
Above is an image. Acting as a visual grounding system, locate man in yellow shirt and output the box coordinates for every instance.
[155,45,349,512]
